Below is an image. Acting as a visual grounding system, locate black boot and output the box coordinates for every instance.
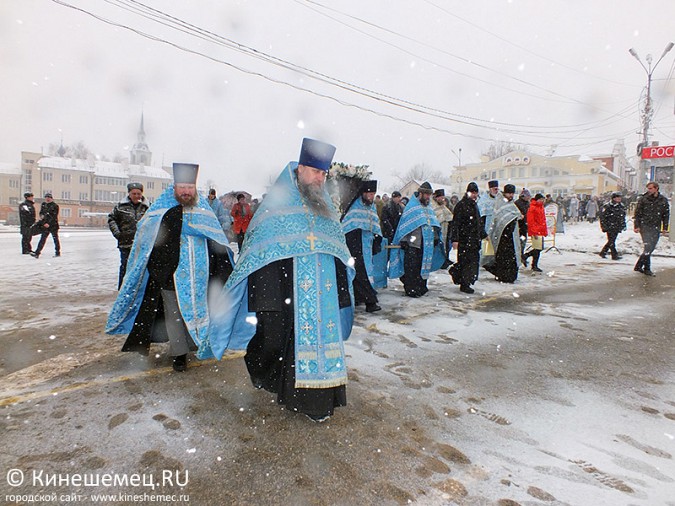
[531,251,542,272]
[172,354,187,372]
[634,255,645,273]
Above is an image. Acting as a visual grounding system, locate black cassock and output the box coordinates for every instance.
[122,206,233,354]
[245,257,351,418]
[345,229,378,305]
[400,242,428,297]
[484,220,519,283]
[449,196,486,288]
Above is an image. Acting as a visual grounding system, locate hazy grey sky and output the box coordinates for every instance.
[2,0,674,195]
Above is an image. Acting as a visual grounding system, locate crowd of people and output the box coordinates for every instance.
[17,138,671,423]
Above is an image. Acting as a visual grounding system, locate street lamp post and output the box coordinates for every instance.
[629,42,674,184]
[451,148,462,194]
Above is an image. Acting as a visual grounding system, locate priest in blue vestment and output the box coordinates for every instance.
[483,184,523,283]
[200,138,355,422]
[341,179,383,313]
[106,163,234,372]
[388,182,445,297]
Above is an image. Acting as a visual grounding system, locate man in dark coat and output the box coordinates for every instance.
[31,193,60,258]
[449,182,487,294]
[108,182,149,288]
[342,180,382,313]
[19,192,36,254]
[598,191,626,260]
[380,190,404,243]
[633,181,670,276]
[106,163,234,372]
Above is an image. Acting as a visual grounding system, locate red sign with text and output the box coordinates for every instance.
[642,145,675,159]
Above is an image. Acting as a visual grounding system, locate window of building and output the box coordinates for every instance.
[61,191,71,200]
[9,179,19,188]
[79,192,89,200]
[146,181,154,189]
[24,159,35,164]
[78,208,89,217]
[62,208,72,218]
[62,174,71,183]
[80,175,88,184]
[518,167,525,177]
[43,172,53,181]
[162,182,169,190]
[9,197,19,205]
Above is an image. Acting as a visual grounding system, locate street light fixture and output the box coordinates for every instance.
[628,42,674,149]
[451,148,462,194]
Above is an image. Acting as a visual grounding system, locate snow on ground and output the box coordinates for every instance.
[1,222,675,504]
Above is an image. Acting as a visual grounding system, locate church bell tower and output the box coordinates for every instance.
[130,112,152,165]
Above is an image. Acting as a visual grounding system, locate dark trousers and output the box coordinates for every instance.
[236,231,246,252]
[35,229,60,256]
[401,246,428,297]
[635,228,660,271]
[600,231,619,258]
[352,255,378,305]
[21,229,33,254]
[118,247,131,289]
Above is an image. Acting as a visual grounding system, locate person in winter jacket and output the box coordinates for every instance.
[522,193,547,272]
[230,193,252,252]
[19,192,36,254]
[633,182,670,276]
[380,191,404,243]
[31,193,60,259]
[586,197,599,223]
[449,182,487,294]
[598,192,626,260]
[108,182,149,288]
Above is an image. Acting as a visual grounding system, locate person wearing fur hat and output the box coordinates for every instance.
[31,193,60,259]
[483,184,523,283]
[522,193,548,272]
[449,182,487,294]
[108,182,149,289]
[598,192,626,260]
[19,192,36,254]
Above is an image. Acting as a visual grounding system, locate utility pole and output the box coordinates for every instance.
[629,43,674,152]
[629,43,674,188]
[451,148,462,194]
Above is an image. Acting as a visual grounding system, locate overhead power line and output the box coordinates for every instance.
[50,0,642,149]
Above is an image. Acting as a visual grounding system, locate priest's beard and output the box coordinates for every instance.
[175,192,198,207]
[297,180,332,218]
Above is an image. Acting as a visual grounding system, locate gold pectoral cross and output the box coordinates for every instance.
[306,232,318,250]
